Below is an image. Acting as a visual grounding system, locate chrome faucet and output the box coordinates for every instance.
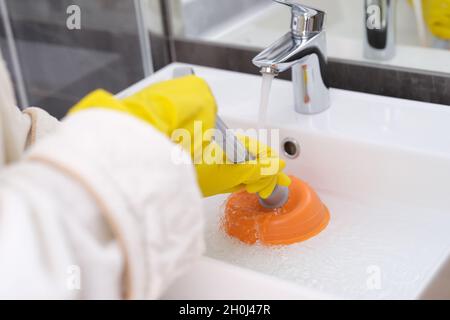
[364,0,396,60]
[252,0,330,115]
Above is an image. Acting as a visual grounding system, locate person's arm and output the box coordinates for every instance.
[0,109,204,299]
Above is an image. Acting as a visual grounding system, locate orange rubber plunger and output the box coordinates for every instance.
[223,176,329,246]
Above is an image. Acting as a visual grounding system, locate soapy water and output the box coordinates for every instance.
[257,73,275,128]
[206,195,342,295]
[203,193,432,299]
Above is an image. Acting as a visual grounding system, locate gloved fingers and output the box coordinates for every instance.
[196,135,288,198]
[225,175,280,199]
[236,134,277,159]
[197,165,289,198]
[224,174,289,200]
[258,176,279,199]
[235,136,285,173]
[257,158,286,177]
[216,156,286,191]
[277,173,292,187]
[218,161,266,186]
[232,154,285,178]
[245,173,291,198]
[245,175,275,194]
[258,173,291,199]
[279,158,286,171]
[196,161,259,197]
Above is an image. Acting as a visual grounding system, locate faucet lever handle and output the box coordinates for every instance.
[274,0,325,37]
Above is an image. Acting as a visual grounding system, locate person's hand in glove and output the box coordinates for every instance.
[197,134,291,198]
[70,75,291,198]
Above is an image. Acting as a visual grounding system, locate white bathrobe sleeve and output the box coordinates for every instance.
[0,109,205,299]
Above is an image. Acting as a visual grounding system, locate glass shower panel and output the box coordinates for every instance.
[0,0,165,119]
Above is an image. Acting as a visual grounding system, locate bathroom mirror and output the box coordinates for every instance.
[166,0,450,75]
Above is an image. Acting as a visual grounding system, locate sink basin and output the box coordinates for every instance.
[119,63,450,299]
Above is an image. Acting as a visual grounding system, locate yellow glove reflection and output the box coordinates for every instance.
[423,0,450,40]
[408,0,450,40]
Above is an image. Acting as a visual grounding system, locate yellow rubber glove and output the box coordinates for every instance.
[69,75,291,198]
[197,135,291,198]
[422,0,450,40]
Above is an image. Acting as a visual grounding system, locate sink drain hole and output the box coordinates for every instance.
[282,138,300,159]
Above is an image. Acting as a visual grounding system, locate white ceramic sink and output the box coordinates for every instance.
[119,63,450,299]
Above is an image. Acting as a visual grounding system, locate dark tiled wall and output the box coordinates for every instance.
[173,39,450,106]
[0,0,156,119]
[327,62,450,106]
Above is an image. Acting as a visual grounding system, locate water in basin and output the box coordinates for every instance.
[203,190,450,299]
[201,117,450,300]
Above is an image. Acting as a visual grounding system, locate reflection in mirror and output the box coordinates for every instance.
[168,0,450,74]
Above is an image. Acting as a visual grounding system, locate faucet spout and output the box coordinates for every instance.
[252,2,330,115]
[253,32,328,85]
